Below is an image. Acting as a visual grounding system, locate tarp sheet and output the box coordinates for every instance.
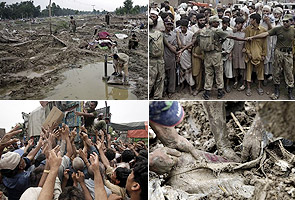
[110,121,148,138]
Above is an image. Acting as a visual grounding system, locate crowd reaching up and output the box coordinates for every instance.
[0,106,148,200]
[149,1,295,100]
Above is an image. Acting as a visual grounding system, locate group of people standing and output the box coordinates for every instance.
[149,1,295,100]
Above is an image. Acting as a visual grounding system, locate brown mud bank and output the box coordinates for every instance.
[0,14,148,99]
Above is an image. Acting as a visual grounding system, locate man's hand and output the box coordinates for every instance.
[149,147,181,174]
[108,194,123,200]
[0,126,22,149]
[89,152,100,173]
[79,149,88,162]
[241,115,263,162]
[75,171,85,183]
[48,146,62,170]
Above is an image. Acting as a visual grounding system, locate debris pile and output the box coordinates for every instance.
[0,14,147,99]
[150,101,295,199]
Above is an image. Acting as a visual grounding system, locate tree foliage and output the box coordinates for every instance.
[115,0,147,15]
[0,0,147,20]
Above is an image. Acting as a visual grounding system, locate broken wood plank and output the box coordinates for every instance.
[51,35,67,47]
[12,40,33,47]
[231,112,246,135]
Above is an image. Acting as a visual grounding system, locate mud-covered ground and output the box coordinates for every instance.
[0,14,148,99]
[150,101,295,199]
[163,82,291,100]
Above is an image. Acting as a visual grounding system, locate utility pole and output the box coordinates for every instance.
[49,0,52,35]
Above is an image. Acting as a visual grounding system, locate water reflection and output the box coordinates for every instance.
[46,62,137,100]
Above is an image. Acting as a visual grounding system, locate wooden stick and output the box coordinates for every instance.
[230,112,246,135]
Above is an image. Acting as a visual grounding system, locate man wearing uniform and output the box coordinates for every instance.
[149,17,165,100]
[197,15,228,100]
[163,18,178,98]
[113,53,129,83]
[248,14,295,100]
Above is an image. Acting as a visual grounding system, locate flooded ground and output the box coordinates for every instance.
[0,14,148,99]
[46,62,137,100]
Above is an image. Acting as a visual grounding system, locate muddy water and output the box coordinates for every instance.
[45,62,137,100]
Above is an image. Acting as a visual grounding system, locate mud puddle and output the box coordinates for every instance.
[45,62,137,100]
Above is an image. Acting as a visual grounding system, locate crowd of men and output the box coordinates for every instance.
[149,1,295,100]
[0,101,148,200]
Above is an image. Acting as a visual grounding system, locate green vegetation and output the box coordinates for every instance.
[115,0,148,15]
[0,0,147,20]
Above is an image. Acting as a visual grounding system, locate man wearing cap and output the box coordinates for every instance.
[179,15,246,99]
[163,18,178,98]
[113,53,129,83]
[150,10,165,32]
[149,15,166,99]
[191,13,206,96]
[261,5,275,86]
[149,101,201,162]
[177,19,195,94]
[196,15,227,99]
[247,14,295,100]
[0,137,43,200]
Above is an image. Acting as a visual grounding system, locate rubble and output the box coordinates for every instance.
[0,14,148,99]
[149,101,295,199]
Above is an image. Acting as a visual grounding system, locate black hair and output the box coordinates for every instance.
[113,54,119,59]
[34,153,46,168]
[121,149,135,163]
[159,12,168,20]
[179,19,189,27]
[250,13,261,24]
[217,8,224,13]
[90,101,98,107]
[167,13,174,21]
[138,149,148,158]
[105,148,115,161]
[235,17,245,24]
[165,5,170,10]
[115,167,131,187]
[248,5,255,10]
[70,16,73,19]
[58,186,85,200]
[160,2,165,9]
[196,13,206,20]
[164,0,169,4]
[133,160,148,200]
[222,17,230,24]
[30,165,45,187]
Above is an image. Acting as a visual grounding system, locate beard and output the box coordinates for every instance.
[198,22,205,28]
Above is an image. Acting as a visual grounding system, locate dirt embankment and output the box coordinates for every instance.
[0,14,148,99]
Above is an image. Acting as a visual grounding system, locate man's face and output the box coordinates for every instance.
[165,23,173,31]
[222,22,229,29]
[212,21,220,28]
[235,22,243,30]
[249,7,254,14]
[262,9,270,17]
[126,170,134,194]
[190,15,197,25]
[218,12,223,19]
[274,13,282,20]
[224,12,231,17]
[90,102,96,110]
[111,171,117,184]
[150,14,158,24]
[250,18,255,26]
[283,19,291,29]
[198,18,206,28]
[181,25,187,33]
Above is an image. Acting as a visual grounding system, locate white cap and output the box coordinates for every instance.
[0,152,21,170]
[193,6,198,11]
[20,187,42,200]
[150,9,159,16]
